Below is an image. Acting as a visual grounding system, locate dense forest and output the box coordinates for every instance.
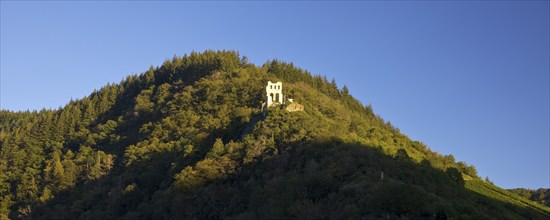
[0,50,548,219]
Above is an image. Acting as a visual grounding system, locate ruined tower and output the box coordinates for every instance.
[266,81,283,108]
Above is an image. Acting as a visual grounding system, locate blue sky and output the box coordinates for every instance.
[1,1,548,189]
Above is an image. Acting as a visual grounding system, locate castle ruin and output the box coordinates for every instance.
[266,81,284,108]
[264,81,304,112]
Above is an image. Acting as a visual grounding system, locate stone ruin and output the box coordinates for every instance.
[266,81,283,108]
[263,81,304,112]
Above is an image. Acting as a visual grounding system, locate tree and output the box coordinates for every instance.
[44,152,65,192]
[208,138,225,158]
[0,195,12,220]
[16,172,39,218]
[145,66,156,84]
[444,154,455,163]
[446,167,464,187]
[61,150,78,189]
[457,161,477,177]
[341,85,349,96]
[85,151,109,181]
[395,149,411,162]
[135,89,155,115]
[485,176,493,184]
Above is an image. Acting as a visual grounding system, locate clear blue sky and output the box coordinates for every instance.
[1,1,548,189]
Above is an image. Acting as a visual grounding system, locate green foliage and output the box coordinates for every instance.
[446,167,465,187]
[509,188,550,207]
[0,50,547,219]
[134,88,155,115]
[395,149,411,162]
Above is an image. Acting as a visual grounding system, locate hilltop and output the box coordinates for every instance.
[0,51,548,219]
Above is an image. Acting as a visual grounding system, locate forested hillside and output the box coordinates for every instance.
[1,51,548,219]
[509,188,550,207]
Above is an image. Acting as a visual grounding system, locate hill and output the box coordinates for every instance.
[508,188,550,208]
[1,50,548,219]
